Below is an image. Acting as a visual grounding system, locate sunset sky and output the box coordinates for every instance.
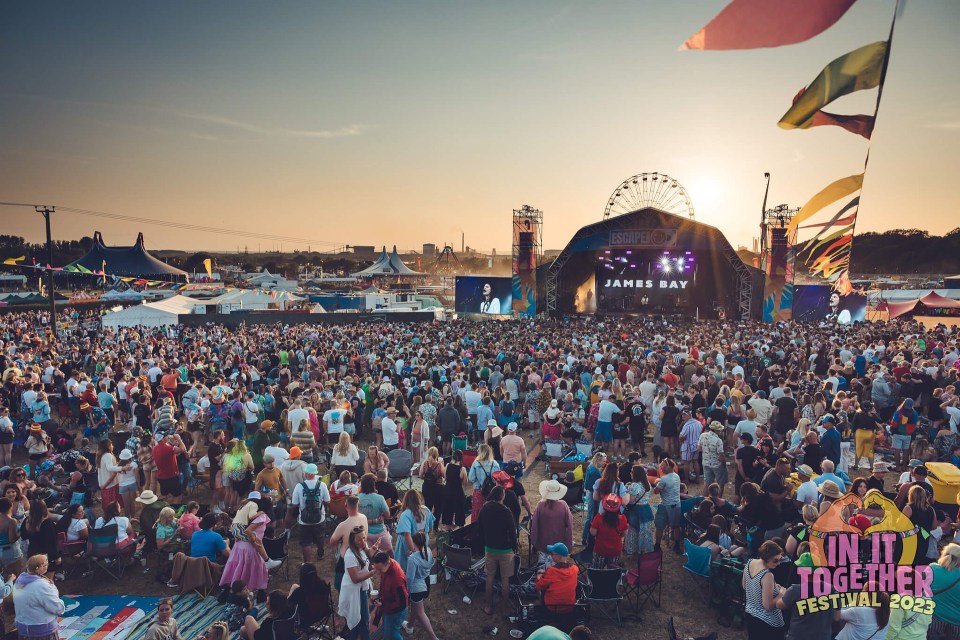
[1,1,958,255]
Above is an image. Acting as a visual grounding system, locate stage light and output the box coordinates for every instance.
[677,258,685,267]
[660,257,669,267]
[663,264,671,273]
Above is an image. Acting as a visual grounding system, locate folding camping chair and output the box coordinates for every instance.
[263,529,291,581]
[57,531,89,579]
[441,543,484,599]
[88,524,135,581]
[667,616,718,640]
[387,448,415,491]
[294,578,338,640]
[624,549,662,619]
[452,435,468,452]
[682,539,713,600]
[270,607,299,640]
[584,567,626,626]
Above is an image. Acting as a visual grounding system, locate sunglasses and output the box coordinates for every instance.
[352,526,365,534]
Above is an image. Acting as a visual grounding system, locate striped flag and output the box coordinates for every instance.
[681,0,857,51]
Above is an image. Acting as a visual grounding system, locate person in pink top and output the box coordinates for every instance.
[178,501,202,539]
[500,422,528,468]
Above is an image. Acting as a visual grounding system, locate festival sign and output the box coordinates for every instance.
[608,228,678,248]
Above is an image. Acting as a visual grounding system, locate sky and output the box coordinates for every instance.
[1,1,958,255]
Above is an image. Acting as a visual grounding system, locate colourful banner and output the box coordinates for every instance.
[681,0,857,51]
[778,41,887,131]
[788,173,863,230]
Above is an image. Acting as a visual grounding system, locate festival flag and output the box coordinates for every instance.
[798,212,858,230]
[680,0,857,51]
[808,111,875,139]
[778,41,887,132]
[76,265,93,274]
[101,260,107,284]
[799,197,859,252]
[202,258,213,279]
[2,256,25,266]
[788,173,863,230]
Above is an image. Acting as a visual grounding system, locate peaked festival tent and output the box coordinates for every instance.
[886,291,960,319]
[350,246,423,277]
[100,295,201,328]
[210,289,303,311]
[66,232,188,280]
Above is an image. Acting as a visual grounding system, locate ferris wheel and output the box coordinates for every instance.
[603,172,696,220]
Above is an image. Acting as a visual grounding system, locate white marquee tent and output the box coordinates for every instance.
[210,289,303,311]
[101,295,202,329]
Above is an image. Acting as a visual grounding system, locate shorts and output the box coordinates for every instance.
[299,522,325,548]
[120,483,138,496]
[654,503,681,530]
[0,544,23,566]
[367,530,393,553]
[344,424,356,436]
[484,551,515,579]
[595,421,613,443]
[222,472,232,488]
[892,434,912,450]
[327,433,341,445]
[101,484,120,507]
[410,586,430,603]
[613,427,629,441]
[159,476,182,497]
[703,465,727,486]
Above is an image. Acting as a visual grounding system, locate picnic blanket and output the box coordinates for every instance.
[57,593,266,640]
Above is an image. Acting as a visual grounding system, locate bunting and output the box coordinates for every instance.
[778,41,887,133]
[681,0,857,51]
[2,256,25,266]
[202,258,213,279]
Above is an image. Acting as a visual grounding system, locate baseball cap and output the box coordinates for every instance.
[545,543,569,557]
[289,446,302,459]
[507,422,518,431]
[821,414,836,424]
[908,459,923,468]
[248,491,262,500]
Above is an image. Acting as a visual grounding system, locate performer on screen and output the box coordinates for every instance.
[827,291,852,325]
[480,283,501,315]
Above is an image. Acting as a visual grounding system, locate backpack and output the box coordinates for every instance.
[300,481,325,524]
[479,464,497,498]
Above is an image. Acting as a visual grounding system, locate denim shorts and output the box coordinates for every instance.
[891,434,912,450]
[120,483,138,495]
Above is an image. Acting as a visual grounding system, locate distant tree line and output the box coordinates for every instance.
[849,228,960,275]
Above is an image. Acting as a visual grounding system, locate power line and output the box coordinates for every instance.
[0,201,343,248]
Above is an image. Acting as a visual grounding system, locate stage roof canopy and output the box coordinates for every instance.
[67,232,187,279]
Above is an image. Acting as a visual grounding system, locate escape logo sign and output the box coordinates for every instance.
[795,491,935,616]
[608,229,678,248]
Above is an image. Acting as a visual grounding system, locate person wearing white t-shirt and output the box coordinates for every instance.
[287,401,309,433]
[323,407,346,445]
[794,465,819,506]
[381,408,400,451]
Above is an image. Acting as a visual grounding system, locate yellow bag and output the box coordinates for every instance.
[573,463,584,482]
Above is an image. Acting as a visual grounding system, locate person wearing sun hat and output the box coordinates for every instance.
[534,542,579,613]
[531,479,572,567]
[589,494,628,569]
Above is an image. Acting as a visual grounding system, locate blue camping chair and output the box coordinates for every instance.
[682,539,712,600]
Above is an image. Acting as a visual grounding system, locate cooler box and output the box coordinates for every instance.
[926,462,960,506]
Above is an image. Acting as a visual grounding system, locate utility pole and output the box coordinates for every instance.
[35,205,57,338]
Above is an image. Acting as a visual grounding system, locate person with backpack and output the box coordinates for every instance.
[467,444,501,522]
[291,463,331,564]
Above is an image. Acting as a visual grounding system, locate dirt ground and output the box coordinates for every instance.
[48,430,810,640]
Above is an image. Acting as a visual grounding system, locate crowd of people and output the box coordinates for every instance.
[0,307,959,639]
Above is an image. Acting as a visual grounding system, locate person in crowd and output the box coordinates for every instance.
[395,489,435,572]
[20,501,58,577]
[13,555,65,640]
[418,446,445,517]
[371,550,408,640]
[145,598,183,640]
[467,444,500,522]
[358,473,392,551]
[94,501,137,549]
[439,449,469,531]
[220,496,280,592]
[403,531,439,640]
[477,485,517,617]
[834,583,890,640]
[534,542,579,612]
[331,432,360,476]
[589,494,628,569]
[530,479,573,567]
[291,463,330,564]
[654,458,682,553]
[743,540,787,640]
[191,513,230,563]
[340,525,375,640]
[0,498,22,575]
[581,452,607,545]
[239,590,289,640]
[97,439,130,509]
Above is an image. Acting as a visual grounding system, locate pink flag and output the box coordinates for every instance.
[681,0,857,51]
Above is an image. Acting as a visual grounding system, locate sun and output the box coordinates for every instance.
[688,177,723,205]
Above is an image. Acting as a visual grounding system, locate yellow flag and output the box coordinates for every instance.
[788,174,864,231]
[779,41,887,131]
[2,256,25,266]
[102,260,107,284]
[203,258,213,278]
